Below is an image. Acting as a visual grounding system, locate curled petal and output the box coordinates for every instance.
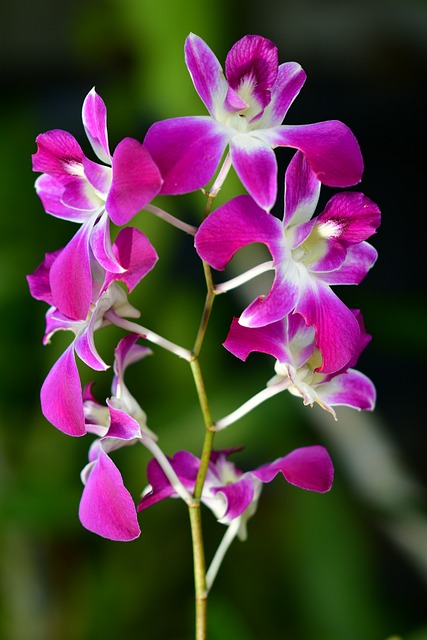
[211,476,256,521]
[317,369,376,412]
[40,345,86,436]
[322,242,378,286]
[144,116,229,195]
[223,317,289,362]
[103,227,158,293]
[106,138,162,225]
[34,174,89,222]
[82,88,111,164]
[252,445,334,492]
[79,448,140,541]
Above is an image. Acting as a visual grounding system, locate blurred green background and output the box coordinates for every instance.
[1,0,427,638]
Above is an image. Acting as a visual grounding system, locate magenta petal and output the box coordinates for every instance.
[82,88,111,164]
[240,262,299,326]
[262,121,364,187]
[195,194,282,269]
[295,280,360,374]
[223,317,289,362]
[284,151,321,226]
[83,157,112,196]
[40,345,86,436]
[138,451,201,512]
[317,369,376,412]
[264,62,307,127]
[144,116,229,195]
[230,135,278,211]
[27,249,62,305]
[49,218,94,320]
[322,242,378,285]
[225,36,278,110]
[79,448,140,541]
[317,192,381,244]
[32,130,84,184]
[90,212,124,274]
[106,402,142,442]
[252,445,334,492]
[106,138,162,225]
[35,175,89,222]
[184,33,228,116]
[211,476,255,521]
[104,227,158,293]
[112,334,151,392]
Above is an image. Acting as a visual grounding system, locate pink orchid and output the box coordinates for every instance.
[223,311,376,419]
[195,151,380,373]
[139,446,333,539]
[144,33,363,210]
[27,229,157,436]
[32,88,162,320]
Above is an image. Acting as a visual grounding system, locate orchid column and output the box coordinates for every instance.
[28,33,379,640]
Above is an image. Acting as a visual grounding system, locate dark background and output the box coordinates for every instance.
[1,0,427,638]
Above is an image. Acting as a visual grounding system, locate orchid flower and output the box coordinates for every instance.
[27,227,158,436]
[80,334,193,540]
[144,33,363,211]
[222,311,376,422]
[139,446,333,540]
[195,151,380,373]
[32,88,162,320]
[79,335,155,541]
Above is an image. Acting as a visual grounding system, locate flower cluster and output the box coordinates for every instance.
[28,31,379,561]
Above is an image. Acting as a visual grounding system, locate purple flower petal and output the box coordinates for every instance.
[211,475,255,521]
[240,260,299,326]
[252,445,334,492]
[184,33,228,116]
[260,62,306,128]
[144,116,229,195]
[40,344,86,436]
[230,134,278,210]
[49,217,95,320]
[79,448,140,541]
[223,317,289,362]
[295,279,360,374]
[317,192,380,245]
[195,194,282,270]
[82,88,111,164]
[321,242,378,285]
[317,369,376,412]
[34,175,89,222]
[82,156,112,196]
[225,36,278,111]
[90,212,124,274]
[283,151,320,227]
[138,451,201,512]
[103,227,158,293]
[32,130,85,184]
[260,120,364,187]
[106,138,162,225]
[106,402,142,443]
[27,249,62,305]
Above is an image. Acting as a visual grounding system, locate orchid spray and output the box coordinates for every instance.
[28,33,379,639]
